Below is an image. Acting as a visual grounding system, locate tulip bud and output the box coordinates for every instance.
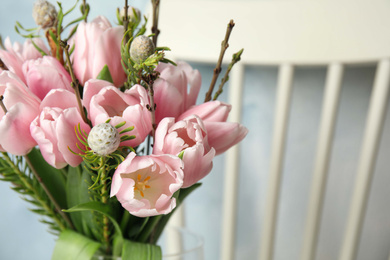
[130,35,155,64]
[32,0,58,29]
[88,123,120,156]
[120,6,141,24]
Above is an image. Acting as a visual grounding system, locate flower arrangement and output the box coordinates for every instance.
[0,0,247,259]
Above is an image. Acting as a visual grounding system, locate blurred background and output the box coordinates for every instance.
[0,1,390,260]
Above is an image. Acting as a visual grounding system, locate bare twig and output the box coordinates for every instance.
[147,83,157,139]
[213,48,244,100]
[204,20,235,102]
[143,72,159,139]
[0,59,8,71]
[151,0,160,46]
[123,0,130,43]
[60,40,89,125]
[0,95,8,114]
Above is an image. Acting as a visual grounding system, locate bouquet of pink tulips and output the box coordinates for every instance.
[0,0,247,259]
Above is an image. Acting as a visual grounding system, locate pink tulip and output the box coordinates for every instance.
[178,100,248,155]
[82,79,115,109]
[71,16,126,87]
[153,116,215,188]
[30,89,90,168]
[0,71,40,155]
[203,121,248,155]
[178,101,231,122]
[0,37,49,83]
[23,56,73,100]
[153,62,201,123]
[110,152,184,217]
[83,81,152,147]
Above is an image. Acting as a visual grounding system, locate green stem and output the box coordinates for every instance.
[100,157,111,254]
[137,215,162,243]
[83,0,88,22]
[2,153,67,230]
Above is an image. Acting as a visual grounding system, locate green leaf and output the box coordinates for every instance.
[136,216,162,243]
[66,166,94,236]
[64,0,79,16]
[64,201,123,238]
[57,2,64,34]
[178,151,184,160]
[26,148,67,209]
[66,167,83,232]
[122,239,162,260]
[113,233,124,257]
[96,65,114,83]
[52,229,101,260]
[30,39,48,56]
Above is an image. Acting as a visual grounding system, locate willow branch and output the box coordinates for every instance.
[123,0,130,44]
[147,82,157,139]
[60,40,89,125]
[0,96,7,113]
[213,48,243,100]
[151,0,160,46]
[204,20,235,102]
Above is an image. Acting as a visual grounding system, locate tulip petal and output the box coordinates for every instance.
[204,121,248,155]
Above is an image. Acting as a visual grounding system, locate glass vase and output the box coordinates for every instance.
[159,226,204,260]
[92,226,204,260]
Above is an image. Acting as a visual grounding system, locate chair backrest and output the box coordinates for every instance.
[154,1,390,260]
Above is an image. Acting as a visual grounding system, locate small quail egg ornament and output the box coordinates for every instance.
[88,123,121,156]
[130,35,155,64]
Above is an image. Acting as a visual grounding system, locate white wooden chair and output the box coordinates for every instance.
[153,1,390,259]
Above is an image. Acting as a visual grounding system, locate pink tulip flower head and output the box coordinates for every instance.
[153,115,215,188]
[71,16,126,87]
[178,100,231,122]
[0,37,49,83]
[0,71,40,155]
[83,80,152,147]
[153,62,201,123]
[30,89,91,168]
[178,101,248,155]
[23,56,73,100]
[110,152,184,217]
